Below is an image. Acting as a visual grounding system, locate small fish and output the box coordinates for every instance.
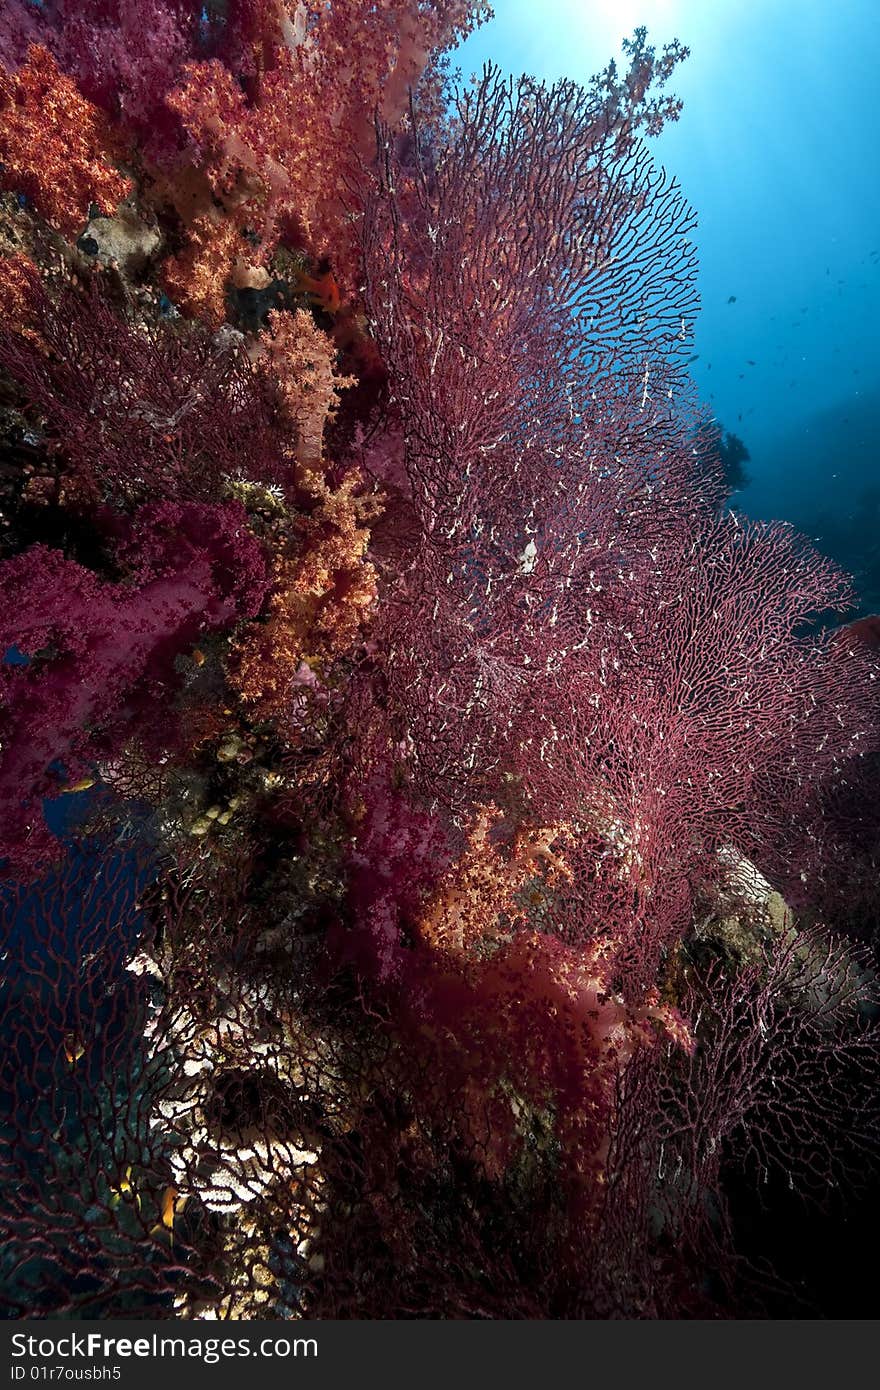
[61,777,95,794]
[63,1033,85,1067]
[746,359,756,366]
[192,648,206,666]
[152,1185,183,1250]
[687,353,700,363]
[726,295,737,304]
[293,264,341,314]
[110,1165,141,1212]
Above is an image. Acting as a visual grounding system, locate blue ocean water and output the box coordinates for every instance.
[458,0,880,610]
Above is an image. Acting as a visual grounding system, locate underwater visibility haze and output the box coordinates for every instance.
[461,0,880,607]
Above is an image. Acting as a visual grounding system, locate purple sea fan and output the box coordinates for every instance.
[348,57,880,995]
[360,61,700,539]
[0,272,288,507]
[593,928,880,1316]
[0,846,193,1317]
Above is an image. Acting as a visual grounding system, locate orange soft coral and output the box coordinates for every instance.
[227,299,377,722]
[162,210,241,324]
[164,3,488,285]
[257,309,356,480]
[229,472,380,722]
[416,806,574,953]
[0,253,43,344]
[0,46,131,239]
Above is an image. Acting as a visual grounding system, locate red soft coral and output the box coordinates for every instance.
[0,45,131,237]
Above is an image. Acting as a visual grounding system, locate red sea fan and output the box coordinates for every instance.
[0,847,192,1317]
[360,63,700,535]
[349,461,878,994]
[0,272,289,507]
[594,928,880,1316]
[0,842,328,1319]
[347,61,880,994]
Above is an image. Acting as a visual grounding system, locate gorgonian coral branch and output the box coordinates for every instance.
[0,271,288,506]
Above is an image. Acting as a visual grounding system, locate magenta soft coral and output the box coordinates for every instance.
[0,502,268,878]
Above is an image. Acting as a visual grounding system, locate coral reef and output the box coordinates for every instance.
[0,2,878,1320]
